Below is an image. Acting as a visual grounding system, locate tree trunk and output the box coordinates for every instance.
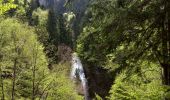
[12,59,17,100]
[160,0,170,86]
[0,25,5,100]
[161,4,170,99]
[0,68,5,100]
[32,44,38,100]
[167,0,170,86]
[163,0,170,86]
[32,64,35,100]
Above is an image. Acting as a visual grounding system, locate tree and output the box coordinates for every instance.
[59,14,72,46]
[32,7,59,64]
[0,0,17,15]
[77,0,170,99]
[0,18,49,99]
[44,63,83,100]
[47,9,59,45]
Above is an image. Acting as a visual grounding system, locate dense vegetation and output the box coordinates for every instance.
[0,0,170,100]
[77,0,170,99]
[0,0,81,100]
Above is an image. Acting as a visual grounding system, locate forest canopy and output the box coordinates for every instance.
[0,0,170,99]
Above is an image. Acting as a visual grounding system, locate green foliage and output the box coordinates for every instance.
[44,63,83,100]
[33,7,73,63]
[108,61,166,100]
[32,8,49,44]
[0,0,17,15]
[0,18,49,99]
[2,0,170,99]
[94,93,103,100]
[12,0,28,17]
[0,18,81,100]
[47,9,59,42]
[77,0,163,66]
[77,0,170,99]
[63,12,75,26]
[59,14,72,46]
[32,8,59,64]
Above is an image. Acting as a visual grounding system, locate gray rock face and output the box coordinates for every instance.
[38,0,47,7]
[38,0,89,14]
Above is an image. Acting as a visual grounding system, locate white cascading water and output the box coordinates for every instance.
[71,53,89,100]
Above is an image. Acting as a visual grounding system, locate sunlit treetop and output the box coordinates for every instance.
[0,0,17,15]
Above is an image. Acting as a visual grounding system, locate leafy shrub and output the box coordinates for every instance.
[108,61,166,100]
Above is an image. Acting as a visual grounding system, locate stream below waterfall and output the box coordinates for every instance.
[71,53,90,100]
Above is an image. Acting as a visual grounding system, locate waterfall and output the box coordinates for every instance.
[71,53,89,100]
